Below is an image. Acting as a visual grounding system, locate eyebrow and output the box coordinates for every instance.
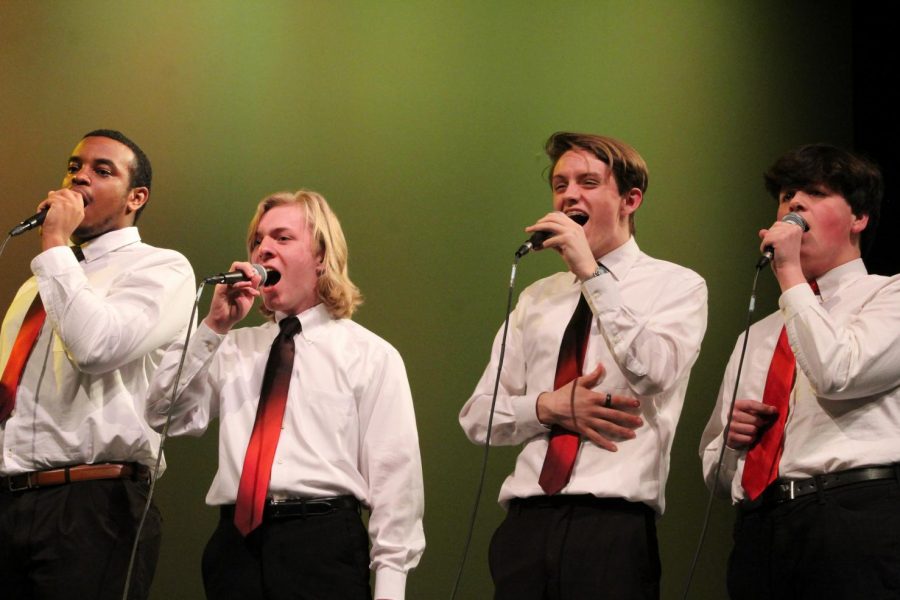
[551,170,605,181]
[68,156,118,170]
[257,225,297,237]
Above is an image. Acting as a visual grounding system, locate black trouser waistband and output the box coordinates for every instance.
[509,494,652,514]
[219,495,360,520]
[746,464,900,508]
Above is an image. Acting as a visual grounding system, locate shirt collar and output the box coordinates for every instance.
[814,258,867,303]
[593,236,639,282]
[77,227,141,263]
[274,303,332,340]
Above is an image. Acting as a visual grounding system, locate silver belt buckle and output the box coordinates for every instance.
[788,480,796,500]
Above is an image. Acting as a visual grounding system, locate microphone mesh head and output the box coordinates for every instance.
[782,212,809,231]
[251,263,268,285]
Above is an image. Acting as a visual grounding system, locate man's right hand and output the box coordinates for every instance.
[536,363,643,452]
[203,261,262,334]
[38,189,85,250]
[726,399,778,449]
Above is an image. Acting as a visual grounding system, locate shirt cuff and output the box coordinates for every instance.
[193,321,226,353]
[30,245,81,277]
[374,566,407,600]
[581,271,621,316]
[515,391,548,435]
[778,283,818,321]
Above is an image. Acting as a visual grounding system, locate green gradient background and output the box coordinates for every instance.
[1,2,851,598]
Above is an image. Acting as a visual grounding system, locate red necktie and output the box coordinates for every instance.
[234,316,301,536]
[538,294,593,495]
[741,280,819,500]
[0,295,46,422]
[0,246,83,423]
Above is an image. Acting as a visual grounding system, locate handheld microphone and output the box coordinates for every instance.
[203,264,282,287]
[9,210,48,237]
[515,213,588,258]
[757,212,809,268]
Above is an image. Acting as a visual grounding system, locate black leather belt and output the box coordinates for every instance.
[220,495,360,520]
[757,465,899,505]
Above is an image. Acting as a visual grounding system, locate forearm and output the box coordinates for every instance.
[783,280,900,398]
[145,322,220,435]
[33,248,196,373]
[583,273,707,395]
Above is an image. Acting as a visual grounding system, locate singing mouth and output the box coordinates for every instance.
[262,268,282,288]
[70,188,91,206]
[565,211,588,225]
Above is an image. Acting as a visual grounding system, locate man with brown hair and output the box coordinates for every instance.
[460,132,707,598]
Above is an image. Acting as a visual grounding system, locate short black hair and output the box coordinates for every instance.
[82,129,152,221]
[764,143,884,252]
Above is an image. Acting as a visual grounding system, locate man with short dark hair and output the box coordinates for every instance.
[700,144,900,598]
[0,130,196,599]
[460,132,707,599]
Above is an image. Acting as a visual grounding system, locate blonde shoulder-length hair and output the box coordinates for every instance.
[246,190,363,320]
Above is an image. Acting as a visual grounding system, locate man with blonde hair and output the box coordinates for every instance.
[147,190,425,600]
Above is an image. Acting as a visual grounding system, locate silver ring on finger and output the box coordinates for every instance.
[604,392,612,408]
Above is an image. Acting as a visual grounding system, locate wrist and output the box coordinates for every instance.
[535,392,554,428]
[203,315,232,335]
[579,262,608,282]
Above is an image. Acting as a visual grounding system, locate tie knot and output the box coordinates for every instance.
[808,280,820,295]
[278,316,301,339]
[71,245,85,262]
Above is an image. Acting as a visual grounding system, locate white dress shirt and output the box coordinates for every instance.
[146,303,425,600]
[700,259,900,502]
[0,227,196,474]
[460,237,708,514]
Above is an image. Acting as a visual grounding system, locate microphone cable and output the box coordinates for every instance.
[680,263,765,599]
[0,234,11,260]
[121,281,205,600]
[449,254,522,600]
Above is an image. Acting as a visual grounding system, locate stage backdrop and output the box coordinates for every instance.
[1,2,855,598]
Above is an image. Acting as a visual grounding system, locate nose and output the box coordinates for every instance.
[555,183,579,209]
[67,166,89,186]
[788,191,808,213]
[254,236,275,260]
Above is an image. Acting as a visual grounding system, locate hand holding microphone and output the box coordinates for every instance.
[203,262,280,334]
[203,264,281,286]
[516,213,588,257]
[757,212,809,269]
[9,190,86,247]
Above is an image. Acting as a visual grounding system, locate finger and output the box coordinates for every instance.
[726,432,753,449]
[581,428,618,452]
[609,393,640,410]
[579,363,606,388]
[598,409,642,430]
[728,421,759,438]
[586,418,637,441]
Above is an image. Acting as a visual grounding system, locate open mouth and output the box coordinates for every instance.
[262,269,281,288]
[565,211,588,226]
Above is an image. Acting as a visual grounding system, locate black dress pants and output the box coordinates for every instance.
[728,478,900,599]
[488,495,660,600]
[202,505,371,600]
[0,478,161,600]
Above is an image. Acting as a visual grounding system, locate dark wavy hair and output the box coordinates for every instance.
[764,143,883,252]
